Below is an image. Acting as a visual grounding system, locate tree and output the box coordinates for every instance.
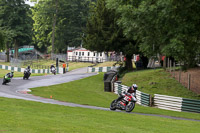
[0,0,33,59]
[84,0,137,70]
[106,0,200,69]
[32,0,91,53]
[0,30,5,50]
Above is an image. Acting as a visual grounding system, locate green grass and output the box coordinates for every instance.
[67,62,93,71]
[0,97,200,133]
[0,60,93,71]
[96,61,136,68]
[121,69,200,100]
[30,73,200,120]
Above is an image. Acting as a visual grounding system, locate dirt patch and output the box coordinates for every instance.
[170,67,200,94]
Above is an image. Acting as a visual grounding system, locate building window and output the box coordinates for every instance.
[93,52,96,56]
[82,52,84,56]
[88,52,90,56]
[76,52,78,55]
[100,52,102,56]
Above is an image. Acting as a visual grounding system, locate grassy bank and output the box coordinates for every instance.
[0,97,199,133]
[121,69,200,99]
[30,73,200,120]
[96,61,136,68]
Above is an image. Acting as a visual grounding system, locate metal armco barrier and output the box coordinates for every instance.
[114,83,151,106]
[87,66,119,73]
[154,94,182,112]
[182,98,200,113]
[154,94,200,113]
[0,64,66,74]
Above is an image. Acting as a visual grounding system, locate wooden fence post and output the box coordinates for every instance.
[179,69,181,83]
[173,62,175,78]
[170,60,172,73]
[168,58,170,70]
[188,74,191,90]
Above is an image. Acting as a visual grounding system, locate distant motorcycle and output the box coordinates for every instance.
[2,75,11,85]
[23,69,31,80]
[110,93,137,112]
[51,67,56,75]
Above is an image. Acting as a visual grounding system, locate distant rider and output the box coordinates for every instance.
[50,64,55,72]
[25,66,31,73]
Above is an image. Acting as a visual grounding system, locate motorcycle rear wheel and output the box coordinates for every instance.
[110,100,117,110]
[125,102,135,112]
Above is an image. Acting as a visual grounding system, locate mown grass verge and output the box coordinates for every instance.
[0,97,199,133]
[30,73,200,120]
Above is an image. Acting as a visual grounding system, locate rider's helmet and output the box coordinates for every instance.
[132,84,138,91]
[11,70,14,73]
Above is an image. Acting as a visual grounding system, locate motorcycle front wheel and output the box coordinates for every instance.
[110,100,117,110]
[125,102,135,112]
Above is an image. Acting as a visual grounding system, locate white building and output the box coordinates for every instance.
[25,0,38,7]
[67,47,107,63]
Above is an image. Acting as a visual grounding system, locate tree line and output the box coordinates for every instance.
[0,0,91,61]
[1,0,200,70]
[83,0,200,70]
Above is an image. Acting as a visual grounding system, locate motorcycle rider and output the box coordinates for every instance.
[26,66,31,72]
[24,66,31,79]
[5,70,14,79]
[50,64,55,72]
[25,66,31,73]
[2,70,14,85]
[117,84,138,109]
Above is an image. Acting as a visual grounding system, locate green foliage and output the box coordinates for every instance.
[84,0,137,70]
[106,0,200,69]
[0,30,4,49]
[32,0,91,53]
[0,0,33,47]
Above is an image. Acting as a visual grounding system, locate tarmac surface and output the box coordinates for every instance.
[0,67,200,122]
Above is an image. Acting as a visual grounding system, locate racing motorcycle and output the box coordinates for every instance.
[2,75,11,85]
[23,69,31,80]
[51,67,56,75]
[110,93,137,112]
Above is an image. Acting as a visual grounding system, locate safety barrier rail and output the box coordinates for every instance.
[0,64,66,74]
[154,94,200,113]
[87,66,119,73]
[114,83,151,106]
[154,94,182,112]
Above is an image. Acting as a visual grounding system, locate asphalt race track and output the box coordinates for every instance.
[0,67,199,122]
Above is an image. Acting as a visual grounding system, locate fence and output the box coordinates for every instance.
[0,52,6,61]
[67,55,123,63]
[168,67,200,94]
[52,54,67,62]
[114,83,151,106]
[87,66,119,73]
[67,56,105,63]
